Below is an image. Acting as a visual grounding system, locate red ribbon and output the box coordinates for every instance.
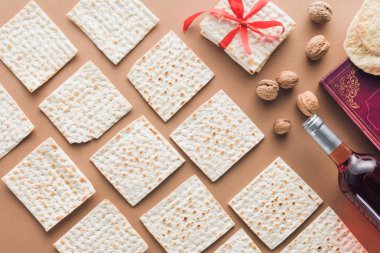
[183,0,285,54]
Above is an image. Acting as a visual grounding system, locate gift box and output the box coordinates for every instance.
[321,59,380,152]
[185,0,296,74]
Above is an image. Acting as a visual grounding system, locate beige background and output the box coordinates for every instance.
[0,0,379,252]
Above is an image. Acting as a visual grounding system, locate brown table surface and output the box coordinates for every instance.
[0,0,379,252]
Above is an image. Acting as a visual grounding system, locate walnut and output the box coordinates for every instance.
[276,71,299,89]
[256,79,279,101]
[305,35,330,60]
[273,119,292,135]
[297,91,319,116]
[308,1,332,24]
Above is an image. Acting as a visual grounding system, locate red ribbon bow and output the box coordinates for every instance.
[183,0,285,54]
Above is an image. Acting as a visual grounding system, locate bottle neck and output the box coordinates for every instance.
[303,114,352,166]
[328,143,352,167]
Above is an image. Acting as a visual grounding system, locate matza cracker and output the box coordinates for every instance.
[170,90,264,182]
[127,31,214,122]
[357,0,380,56]
[67,0,158,65]
[199,0,296,74]
[54,199,148,253]
[140,175,234,253]
[2,138,95,231]
[344,6,380,75]
[229,157,322,250]
[281,207,367,253]
[215,229,262,253]
[39,61,132,144]
[0,83,34,159]
[0,1,77,92]
[91,116,184,206]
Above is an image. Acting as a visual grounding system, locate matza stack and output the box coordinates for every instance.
[2,138,95,231]
[356,0,380,57]
[344,0,380,75]
[0,1,77,92]
[67,0,158,65]
[54,199,148,253]
[39,61,132,144]
[282,207,367,253]
[128,31,214,122]
[140,175,234,252]
[91,116,184,206]
[199,0,296,74]
[215,229,262,253]
[229,157,322,249]
[0,83,34,159]
[170,90,264,182]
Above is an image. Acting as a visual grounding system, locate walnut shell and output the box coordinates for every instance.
[276,71,299,89]
[308,1,332,24]
[273,119,292,135]
[297,91,319,116]
[256,79,279,101]
[305,35,330,60]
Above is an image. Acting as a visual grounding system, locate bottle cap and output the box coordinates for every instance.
[303,114,342,154]
[303,114,324,134]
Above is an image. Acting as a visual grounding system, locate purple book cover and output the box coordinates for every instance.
[320,59,380,152]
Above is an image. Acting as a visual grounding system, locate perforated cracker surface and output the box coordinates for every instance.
[1,138,95,231]
[357,0,380,56]
[67,0,158,64]
[127,31,214,122]
[0,83,34,159]
[281,207,367,253]
[199,0,295,74]
[170,90,264,182]
[0,1,77,92]
[215,229,262,253]
[54,199,148,253]
[39,61,132,144]
[229,157,322,250]
[140,175,234,253]
[344,4,380,75]
[91,116,184,206]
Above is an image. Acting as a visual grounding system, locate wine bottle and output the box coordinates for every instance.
[303,114,380,230]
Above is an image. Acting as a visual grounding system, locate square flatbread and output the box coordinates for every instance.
[67,0,158,65]
[215,229,262,253]
[2,138,95,231]
[199,0,296,74]
[91,116,184,206]
[127,31,214,122]
[229,157,322,250]
[140,175,234,253]
[281,207,367,253]
[54,199,148,253]
[39,61,131,144]
[0,1,77,92]
[0,83,34,159]
[170,90,264,182]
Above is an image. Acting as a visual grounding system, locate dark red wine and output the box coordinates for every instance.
[338,152,380,229]
[304,114,380,230]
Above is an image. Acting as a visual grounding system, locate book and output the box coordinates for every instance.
[320,59,380,152]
